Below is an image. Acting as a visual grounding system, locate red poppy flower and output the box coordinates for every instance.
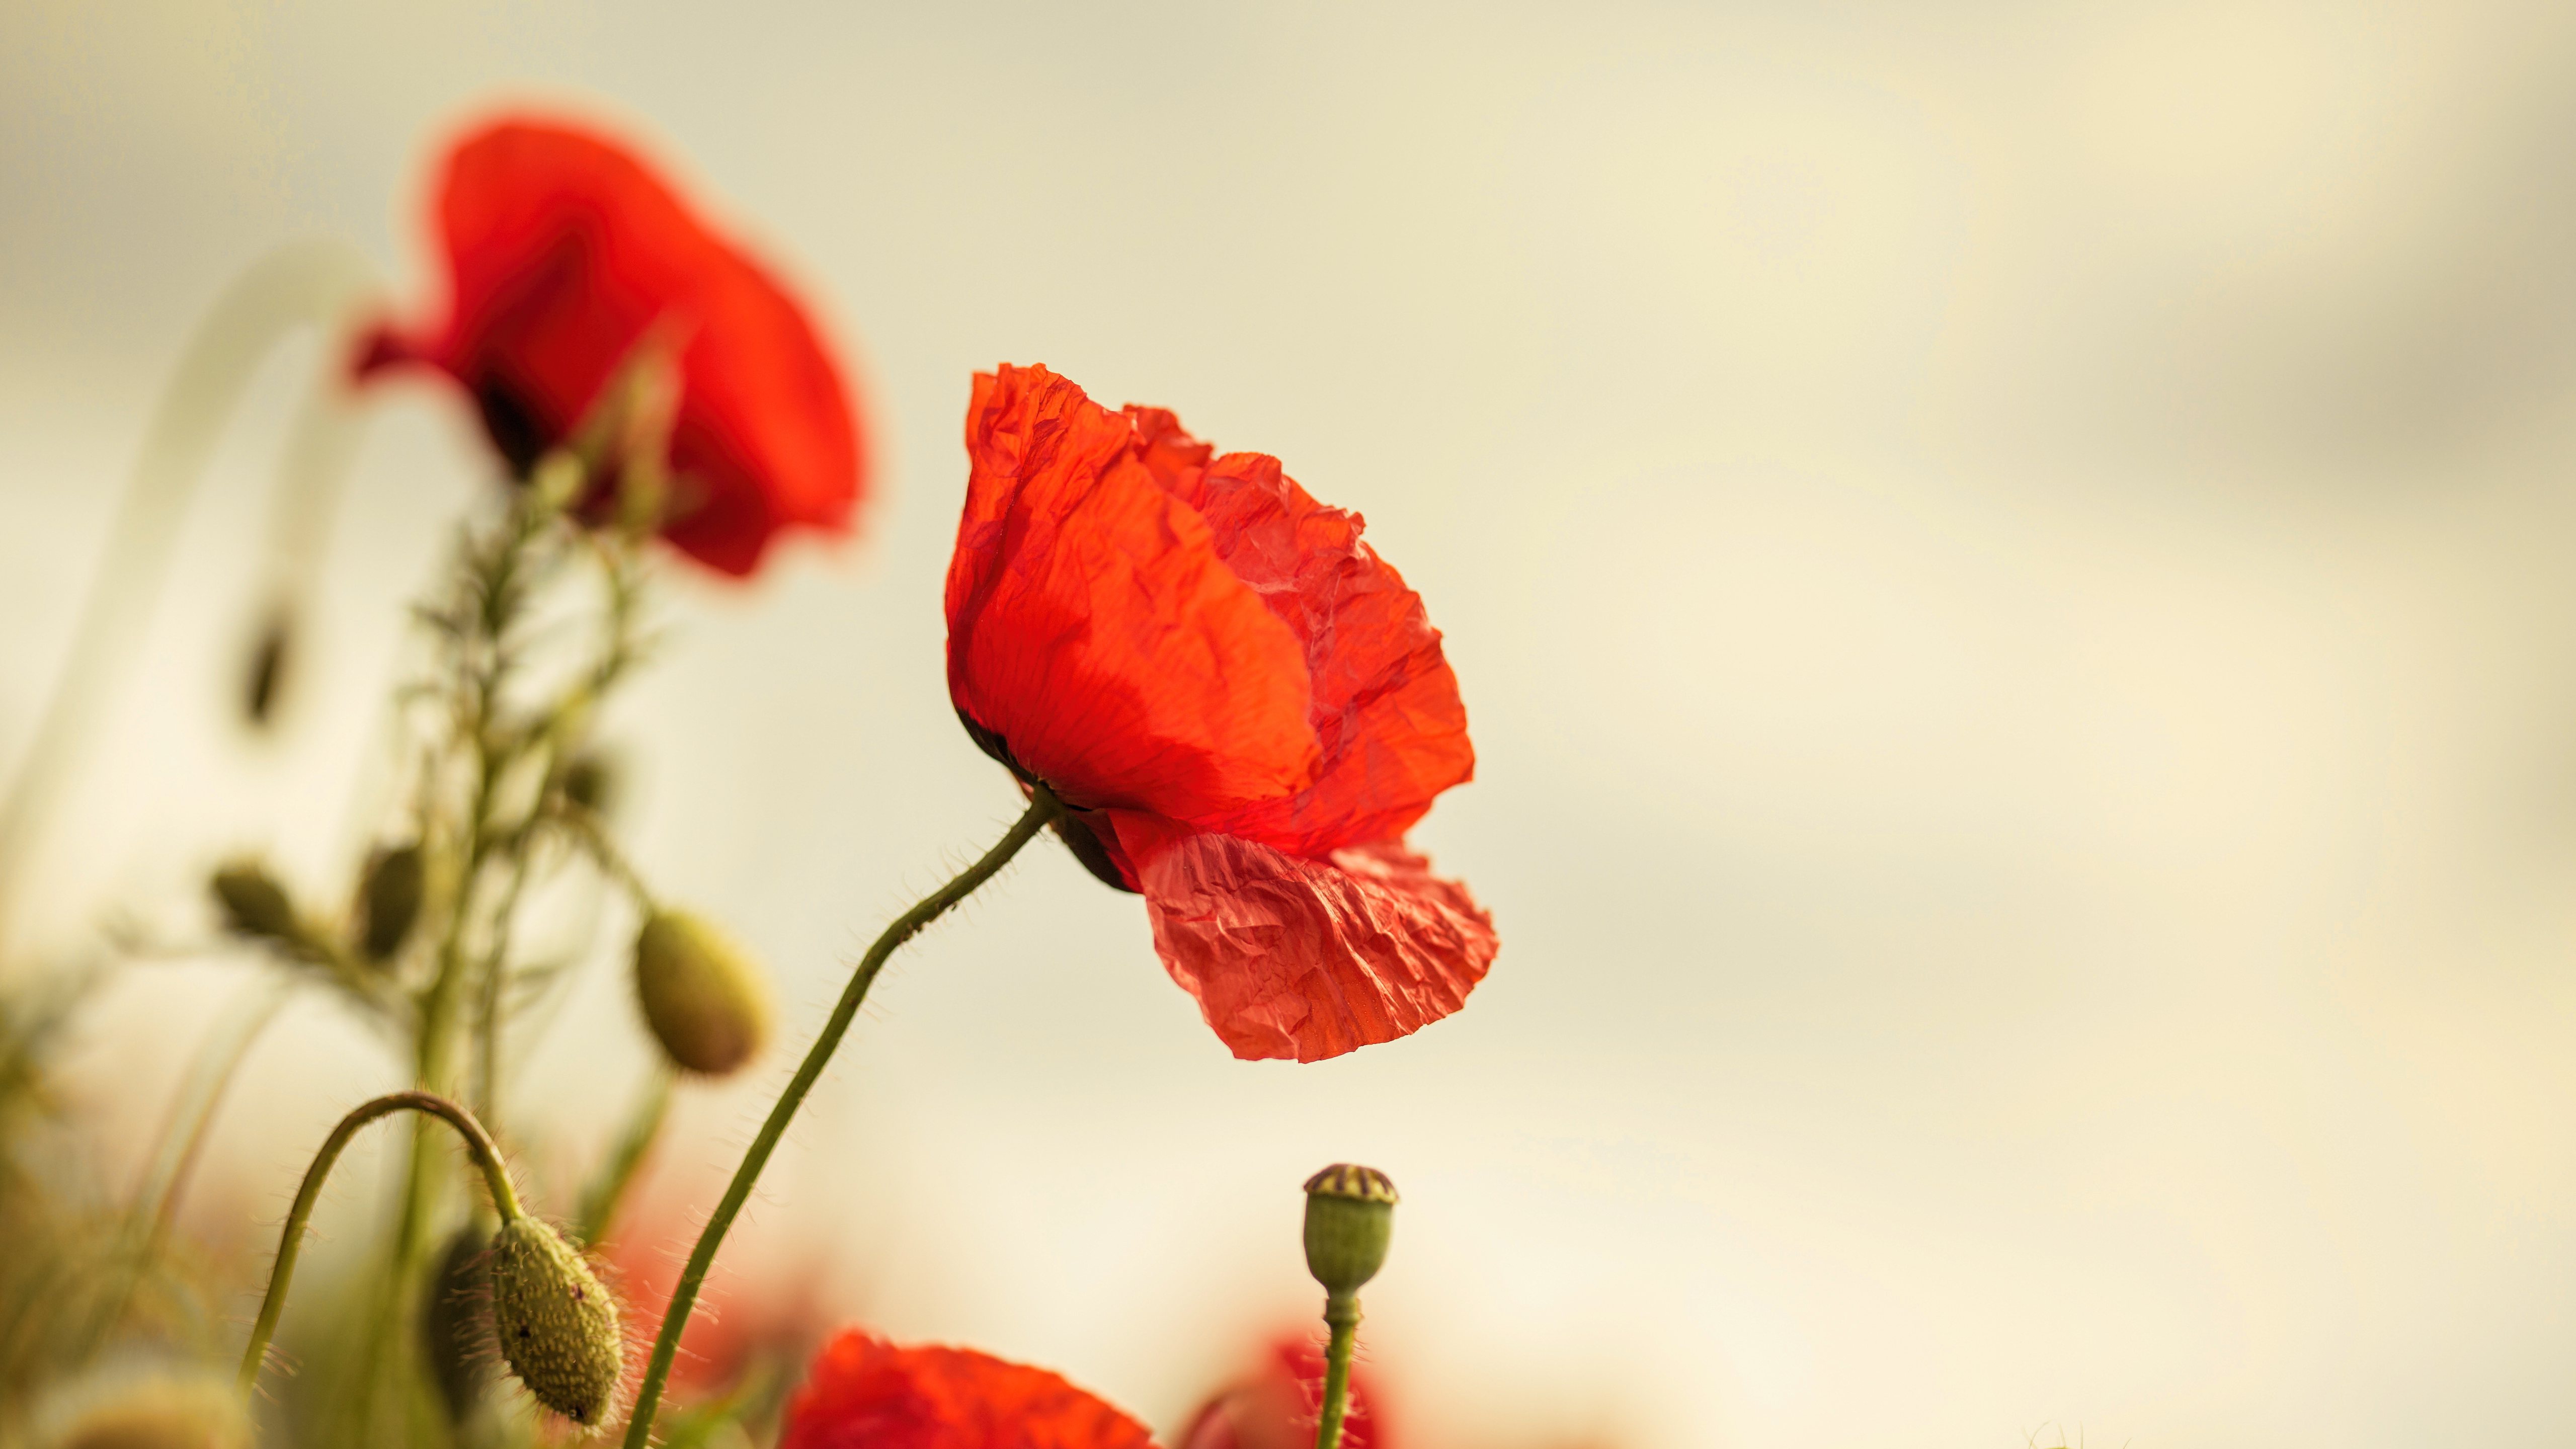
[1177,1338,1388,1449]
[357,114,864,576]
[945,365,1496,1062]
[779,1330,1155,1449]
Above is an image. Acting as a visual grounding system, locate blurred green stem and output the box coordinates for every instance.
[618,789,1066,1448]
[0,243,375,947]
[77,973,294,1357]
[576,1066,672,1247]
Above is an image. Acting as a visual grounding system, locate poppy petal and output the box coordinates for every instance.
[1122,824,1496,1062]
[946,366,1319,820]
[1152,448,1473,857]
[779,1330,1156,1449]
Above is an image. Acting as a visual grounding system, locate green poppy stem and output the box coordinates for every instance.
[619,789,1065,1448]
[1314,1290,1361,1449]
[237,1091,519,1400]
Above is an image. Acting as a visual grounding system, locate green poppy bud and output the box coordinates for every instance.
[560,751,619,819]
[1302,1163,1398,1297]
[210,860,298,943]
[357,842,426,963]
[243,608,291,729]
[488,1216,624,1427]
[422,1222,494,1425]
[633,910,773,1077]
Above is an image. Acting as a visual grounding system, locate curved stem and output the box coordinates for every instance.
[0,242,376,945]
[1313,1291,1360,1449]
[619,791,1064,1447]
[237,1091,520,1399]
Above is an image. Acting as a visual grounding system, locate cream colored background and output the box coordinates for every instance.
[7,2,2576,1444]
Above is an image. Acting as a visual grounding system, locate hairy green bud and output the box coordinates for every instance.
[357,842,426,963]
[1302,1163,1398,1296]
[422,1222,493,1425]
[634,910,773,1077]
[210,861,298,943]
[488,1217,624,1427]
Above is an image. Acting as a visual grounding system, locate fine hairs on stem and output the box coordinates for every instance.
[238,1091,521,1399]
[618,789,1065,1448]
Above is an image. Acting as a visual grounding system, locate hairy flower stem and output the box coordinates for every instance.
[239,1091,520,1400]
[1314,1291,1361,1449]
[619,790,1066,1448]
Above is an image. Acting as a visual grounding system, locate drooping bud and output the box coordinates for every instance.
[357,842,426,963]
[210,860,299,944]
[422,1222,494,1425]
[488,1216,624,1428]
[1302,1164,1397,1297]
[633,910,773,1077]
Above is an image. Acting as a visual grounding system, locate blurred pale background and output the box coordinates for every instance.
[8,1,2576,1444]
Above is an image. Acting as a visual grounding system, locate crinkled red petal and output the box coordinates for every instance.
[1141,444,1472,857]
[1178,1337,1389,1449]
[779,1330,1156,1449]
[946,366,1319,820]
[1118,821,1496,1062]
[360,115,861,577]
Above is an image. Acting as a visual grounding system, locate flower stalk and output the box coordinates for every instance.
[618,788,1065,1447]
[238,1091,520,1399]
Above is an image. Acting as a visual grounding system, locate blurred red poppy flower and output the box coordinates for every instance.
[357,114,865,576]
[1178,1337,1388,1449]
[779,1330,1154,1449]
[945,364,1495,1062]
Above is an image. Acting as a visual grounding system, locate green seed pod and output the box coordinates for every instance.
[422,1222,494,1425]
[357,842,426,963]
[633,910,773,1077]
[488,1216,624,1428]
[1302,1163,1398,1296]
[210,860,298,943]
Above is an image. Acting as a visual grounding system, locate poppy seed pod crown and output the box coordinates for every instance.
[633,910,774,1076]
[488,1216,625,1427]
[1302,1164,1397,1296]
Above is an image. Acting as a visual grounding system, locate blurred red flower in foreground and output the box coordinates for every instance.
[945,364,1495,1062]
[358,114,865,576]
[1179,1338,1389,1449]
[779,1330,1154,1449]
